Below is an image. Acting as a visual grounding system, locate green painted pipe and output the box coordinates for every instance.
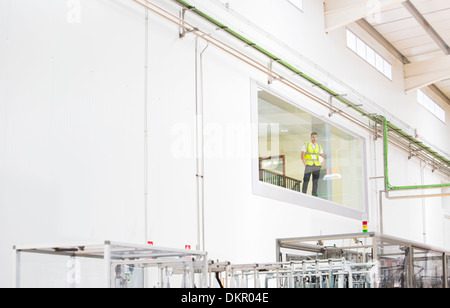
[378,115,450,191]
[170,0,450,172]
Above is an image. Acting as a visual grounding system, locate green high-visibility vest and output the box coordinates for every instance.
[304,143,322,166]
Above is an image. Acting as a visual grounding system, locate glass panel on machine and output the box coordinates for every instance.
[17,252,105,288]
[258,90,365,210]
[277,235,376,288]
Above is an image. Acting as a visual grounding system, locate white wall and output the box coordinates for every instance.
[1,0,449,287]
[0,0,147,286]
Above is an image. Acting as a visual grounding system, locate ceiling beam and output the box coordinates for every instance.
[402,0,450,55]
[404,55,450,92]
[324,0,406,32]
[355,19,409,64]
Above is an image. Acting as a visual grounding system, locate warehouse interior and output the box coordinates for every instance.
[1,0,450,288]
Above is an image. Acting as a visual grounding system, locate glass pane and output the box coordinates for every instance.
[383,60,392,80]
[258,90,365,210]
[428,99,436,114]
[288,0,303,10]
[447,255,450,288]
[377,242,410,288]
[424,96,433,111]
[18,252,105,288]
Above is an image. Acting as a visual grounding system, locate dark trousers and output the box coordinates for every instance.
[302,165,321,196]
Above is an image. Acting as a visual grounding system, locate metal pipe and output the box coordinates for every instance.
[421,161,427,243]
[132,0,450,180]
[132,0,450,197]
[144,6,150,245]
[13,247,20,288]
[104,243,111,288]
[195,37,208,252]
[385,192,450,200]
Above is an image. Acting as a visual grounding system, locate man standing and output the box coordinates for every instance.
[301,132,326,197]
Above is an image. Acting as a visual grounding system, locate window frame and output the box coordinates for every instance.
[251,81,369,220]
[287,0,303,12]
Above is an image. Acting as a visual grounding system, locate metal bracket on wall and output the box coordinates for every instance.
[135,0,450,177]
[408,144,424,160]
[179,7,198,38]
[372,120,382,141]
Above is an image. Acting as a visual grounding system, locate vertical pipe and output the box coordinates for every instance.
[203,254,209,288]
[13,247,19,288]
[372,121,382,234]
[379,190,384,234]
[372,236,379,288]
[189,259,195,288]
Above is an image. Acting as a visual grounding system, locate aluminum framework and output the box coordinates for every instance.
[276,232,450,288]
[213,259,377,288]
[130,0,450,184]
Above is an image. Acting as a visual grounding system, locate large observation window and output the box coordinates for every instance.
[253,88,367,218]
[418,89,446,123]
[287,0,303,11]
